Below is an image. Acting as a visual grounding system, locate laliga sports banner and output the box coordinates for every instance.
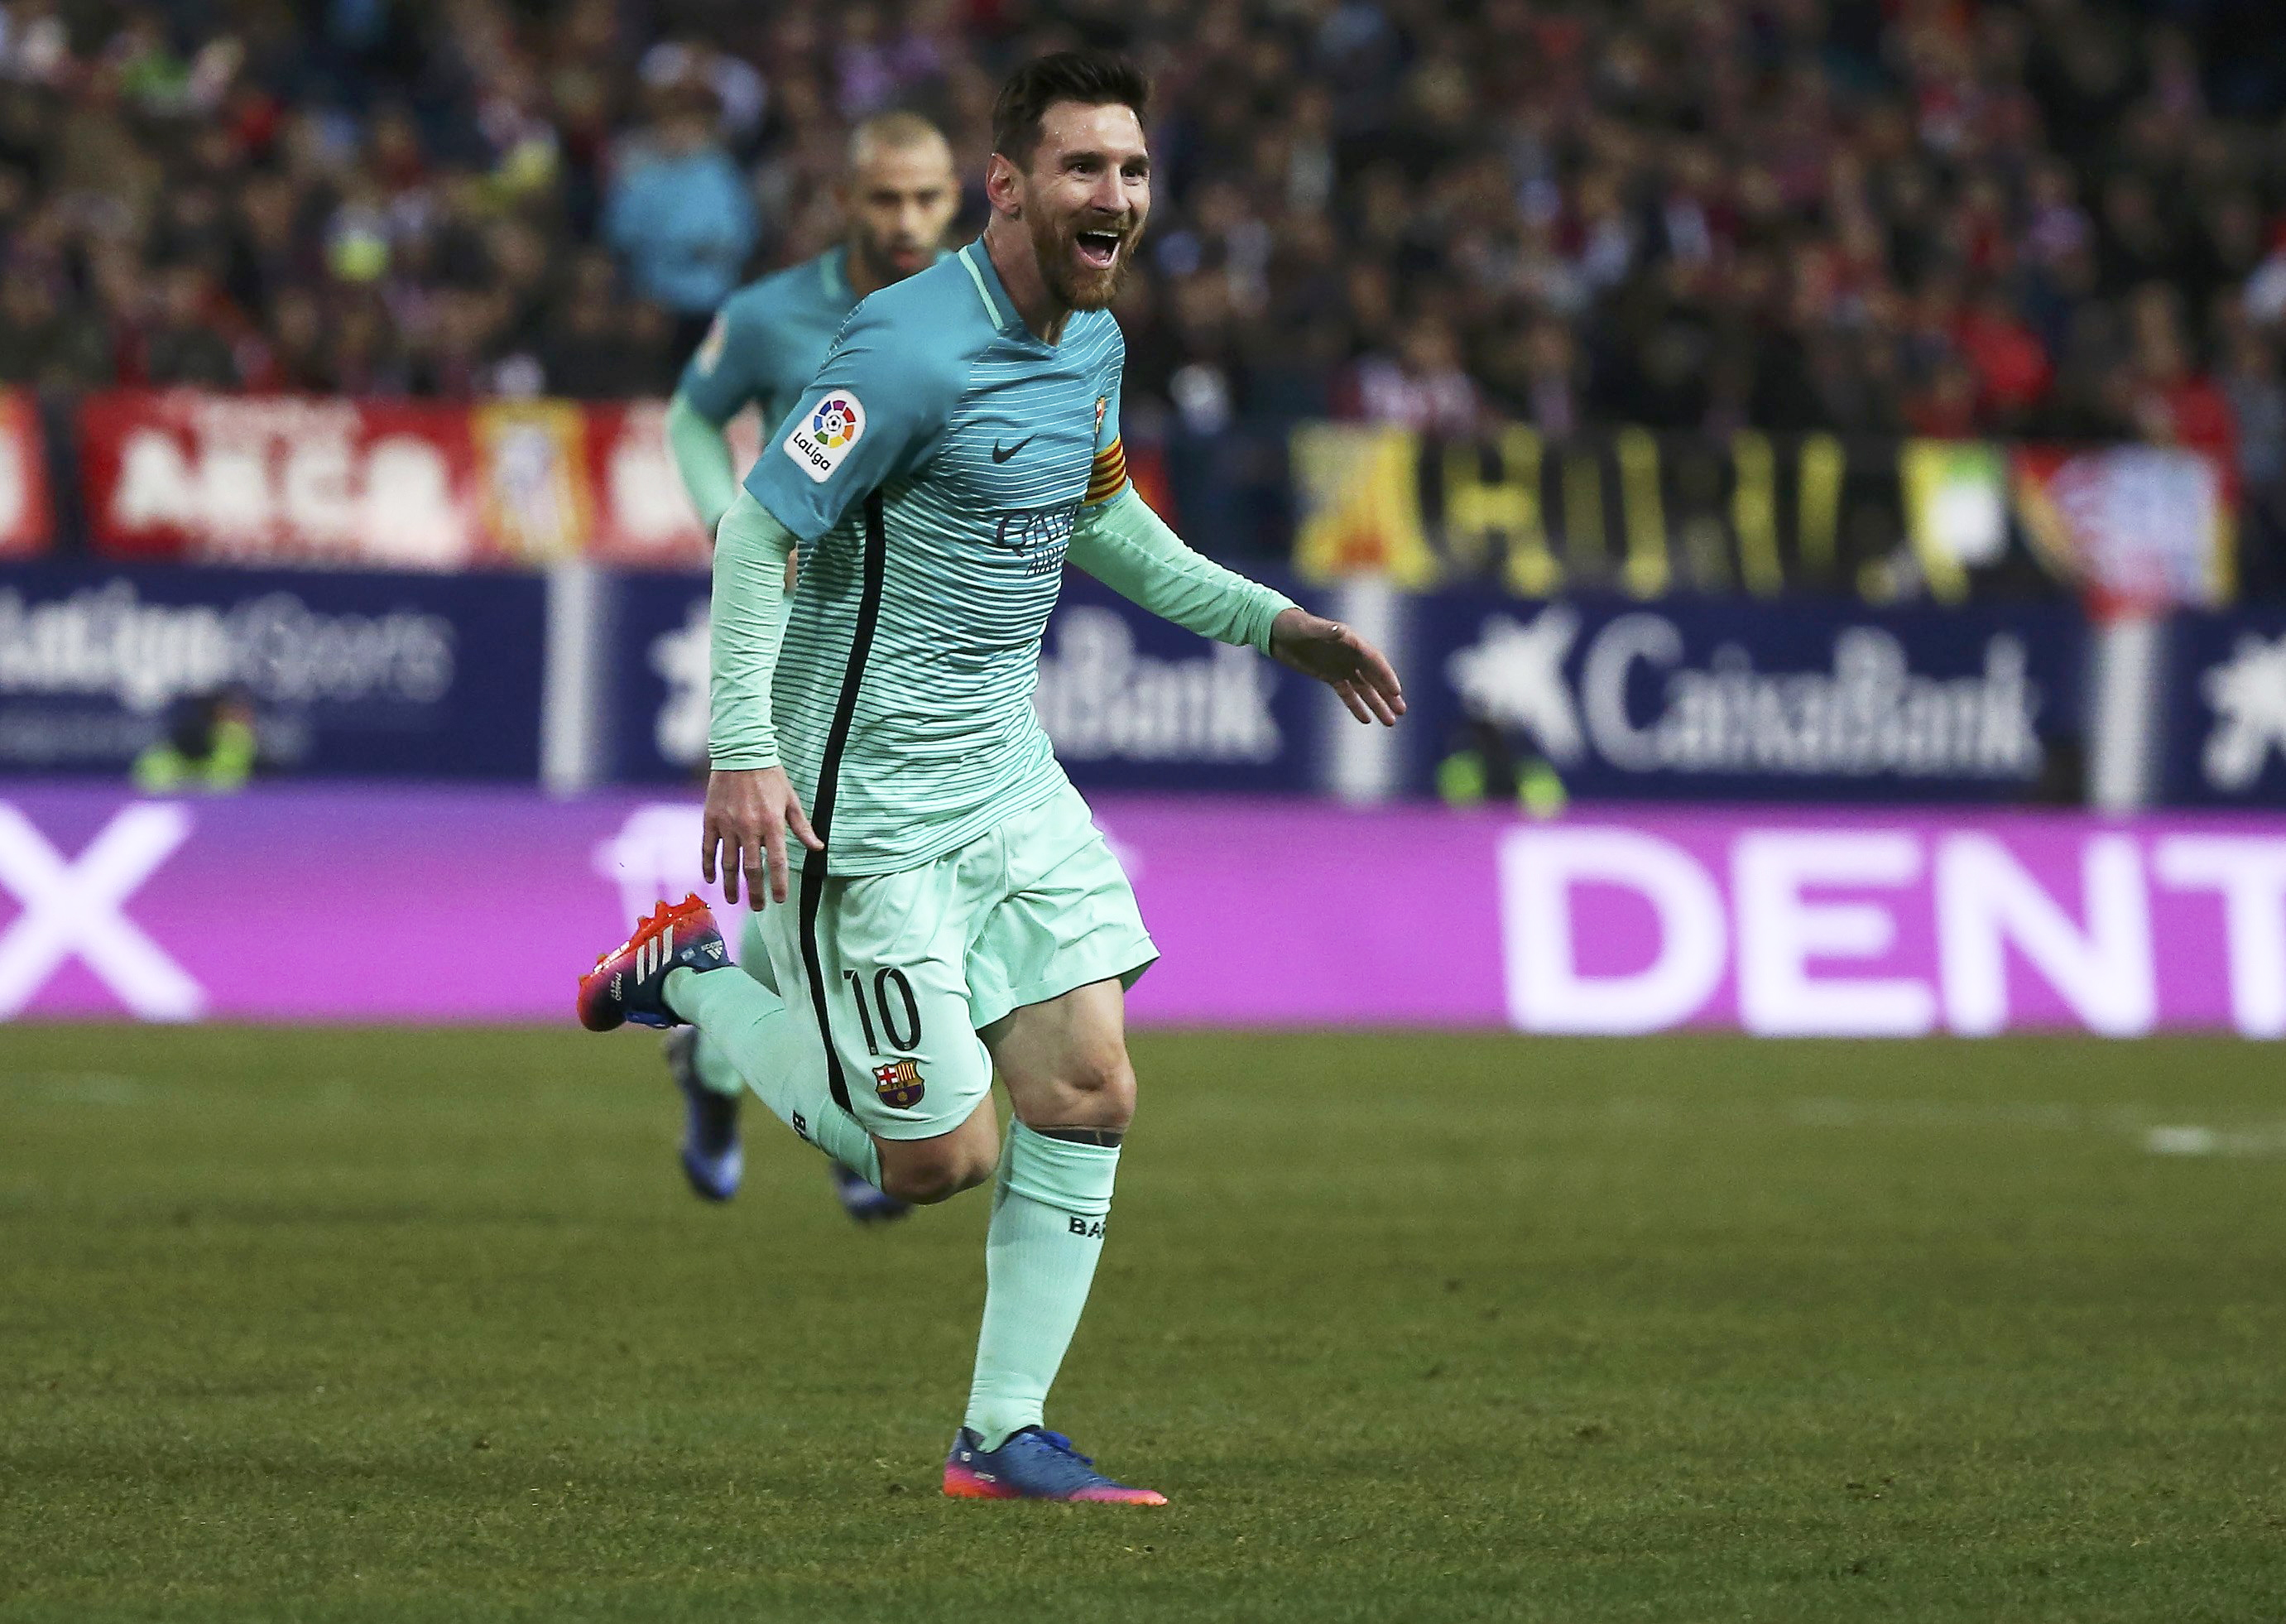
[0,563,543,777]
[1406,592,2084,802]
[606,565,1322,790]
[2,789,2282,1035]
[76,391,723,571]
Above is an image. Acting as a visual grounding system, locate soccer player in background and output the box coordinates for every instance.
[661,111,959,1222]
[579,50,1403,1503]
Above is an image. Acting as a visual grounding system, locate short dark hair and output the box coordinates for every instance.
[990,50,1150,169]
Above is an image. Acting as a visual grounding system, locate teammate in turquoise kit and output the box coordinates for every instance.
[660,111,959,1222]
[664,111,959,536]
[579,51,1404,1503]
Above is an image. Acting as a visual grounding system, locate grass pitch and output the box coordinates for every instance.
[2,1026,2282,1622]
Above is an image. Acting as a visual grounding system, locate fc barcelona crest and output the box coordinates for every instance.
[872,1058,926,1109]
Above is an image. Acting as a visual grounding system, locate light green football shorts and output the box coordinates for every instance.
[748,782,1158,1141]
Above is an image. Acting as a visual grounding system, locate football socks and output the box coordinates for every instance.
[663,966,881,1187]
[963,1122,1121,1453]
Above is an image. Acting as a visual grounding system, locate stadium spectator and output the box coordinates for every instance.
[1342,312,1482,435]
[603,85,758,356]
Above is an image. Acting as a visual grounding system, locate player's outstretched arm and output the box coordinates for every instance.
[1066,486,1404,725]
[701,492,823,906]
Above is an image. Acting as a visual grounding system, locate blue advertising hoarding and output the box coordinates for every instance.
[0,562,545,779]
[1038,565,1319,793]
[604,565,1325,792]
[1403,592,2086,803]
[606,569,711,784]
[2161,605,2286,805]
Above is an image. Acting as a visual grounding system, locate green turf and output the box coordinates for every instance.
[2,1026,2283,1622]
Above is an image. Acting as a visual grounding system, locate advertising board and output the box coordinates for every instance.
[2,790,2277,1036]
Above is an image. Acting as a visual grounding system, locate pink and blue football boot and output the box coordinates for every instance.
[576,894,727,1032]
[942,1427,1167,1504]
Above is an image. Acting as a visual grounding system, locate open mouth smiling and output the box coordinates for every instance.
[1074,228,1121,268]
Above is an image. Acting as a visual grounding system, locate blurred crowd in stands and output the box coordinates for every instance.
[0,0,2284,495]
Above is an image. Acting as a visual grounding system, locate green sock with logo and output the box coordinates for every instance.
[963,1121,1121,1451]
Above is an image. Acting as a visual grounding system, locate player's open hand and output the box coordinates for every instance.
[1268,608,1406,726]
[701,766,824,907]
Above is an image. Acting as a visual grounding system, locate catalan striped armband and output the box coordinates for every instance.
[1083,436,1129,506]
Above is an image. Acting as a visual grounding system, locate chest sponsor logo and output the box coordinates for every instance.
[987,501,1079,575]
[782,392,866,483]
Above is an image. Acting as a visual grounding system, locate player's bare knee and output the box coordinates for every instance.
[1021,1046,1136,1134]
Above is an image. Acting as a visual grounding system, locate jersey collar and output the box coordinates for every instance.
[958,238,1033,339]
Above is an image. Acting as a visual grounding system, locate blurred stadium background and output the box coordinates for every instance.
[6,2,2286,1619]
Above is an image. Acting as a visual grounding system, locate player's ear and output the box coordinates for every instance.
[985,152,1021,218]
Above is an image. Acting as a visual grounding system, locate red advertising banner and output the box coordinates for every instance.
[0,388,53,560]
[77,391,616,570]
[579,400,737,570]
[74,388,1175,574]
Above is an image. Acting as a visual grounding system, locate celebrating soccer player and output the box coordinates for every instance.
[660,111,959,1223]
[580,50,1404,1504]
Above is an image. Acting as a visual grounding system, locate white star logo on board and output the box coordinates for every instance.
[649,601,710,768]
[2202,632,2286,792]
[1446,606,1586,765]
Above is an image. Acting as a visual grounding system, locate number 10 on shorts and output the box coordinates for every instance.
[843,967,923,1055]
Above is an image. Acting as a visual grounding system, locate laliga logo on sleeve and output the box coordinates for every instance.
[783,392,866,483]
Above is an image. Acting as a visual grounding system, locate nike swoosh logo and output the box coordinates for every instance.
[992,436,1034,464]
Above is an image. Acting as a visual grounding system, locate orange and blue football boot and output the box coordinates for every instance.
[942,1427,1167,1504]
[576,894,727,1032]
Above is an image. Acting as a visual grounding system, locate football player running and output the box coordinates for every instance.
[583,50,1402,1502]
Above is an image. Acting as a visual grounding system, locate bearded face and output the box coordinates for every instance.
[1011,101,1151,313]
[1023,190,1139,310]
